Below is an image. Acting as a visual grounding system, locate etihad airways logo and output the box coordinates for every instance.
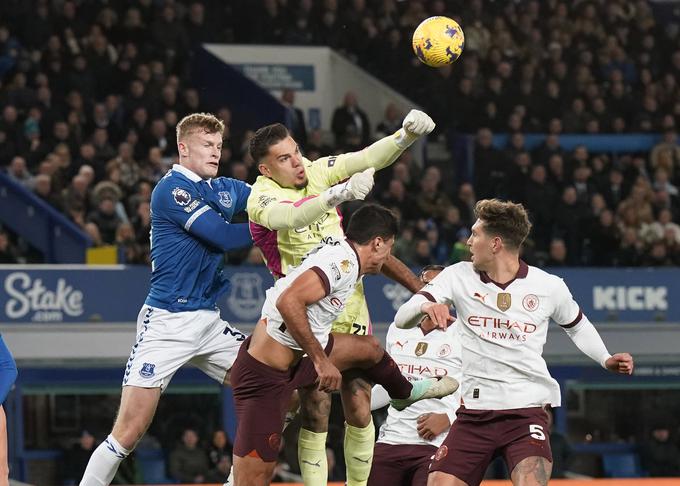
[467,316,537,333]
[397,362,449,378]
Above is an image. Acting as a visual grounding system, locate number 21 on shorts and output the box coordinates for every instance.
[529,424,546,440]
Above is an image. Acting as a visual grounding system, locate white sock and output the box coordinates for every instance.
[223,465,234,486]
[79,435,131,486]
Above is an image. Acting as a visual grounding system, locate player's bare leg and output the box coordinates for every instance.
[341,370,372,427]
[510,456,552,486]
[428,471,469,486]
[233,453,276,486]
[110,386,160,448]
[341,371,374,486]
[80,386,160,485]
[298,387,331,486]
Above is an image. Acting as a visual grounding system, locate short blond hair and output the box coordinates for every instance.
[176,112,224,141]
[474,199,532,250]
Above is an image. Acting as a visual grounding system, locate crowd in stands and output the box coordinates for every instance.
[60,427,234,484]
[0,0,679,268]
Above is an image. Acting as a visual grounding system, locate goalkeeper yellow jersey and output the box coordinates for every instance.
[247,154,371,334]
[247,155,346,278]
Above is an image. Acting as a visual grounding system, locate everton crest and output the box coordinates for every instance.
[218,191,233,208]
[140,362,155,378]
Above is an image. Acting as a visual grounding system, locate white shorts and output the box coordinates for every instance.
[122,306,246,390]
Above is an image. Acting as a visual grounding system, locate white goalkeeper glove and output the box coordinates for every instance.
[321,168,375,208]
[395,109,436,149]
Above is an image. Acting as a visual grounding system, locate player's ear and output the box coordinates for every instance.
[177,139,188,157]
[258,161,271,177]
[373,236,384,251]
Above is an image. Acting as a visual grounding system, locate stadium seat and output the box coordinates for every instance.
[136,448,176,484]
[601,452,642,478]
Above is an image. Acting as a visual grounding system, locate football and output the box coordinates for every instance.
[412,16,465,68]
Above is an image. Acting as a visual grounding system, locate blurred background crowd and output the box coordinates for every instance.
[1,0,679,269]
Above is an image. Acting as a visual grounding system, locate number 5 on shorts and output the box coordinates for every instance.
[529,424,546,440]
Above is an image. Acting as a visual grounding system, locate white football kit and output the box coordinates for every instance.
[377,323,462,447]
[395,261,612,410]
[264,239,360,349]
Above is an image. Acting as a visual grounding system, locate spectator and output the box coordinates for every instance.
[281,88,307,147]
[589,210,620,266]
[553,187,587,264]
[375,103,402,140]
[88,196,121,245]
[63,430,96,484]
[380,179,418,221]
[415,166,453,221]
[169,428,209,484]
[525,165,557,251]
[5,156,34,189]
[641,421,680,477]
[617,228,643,266]
[331,91,370,148]
[473,128,504,200]
[453,183,477,227]
[204,454,231,484]
[208,430,232,468]
[546,239,568,267]
[0,231,18,264]
[33,174,62,210]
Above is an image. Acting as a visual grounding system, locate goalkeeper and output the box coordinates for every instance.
[246,110,435,486]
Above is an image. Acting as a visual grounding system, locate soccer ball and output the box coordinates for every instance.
[412,16,465,68]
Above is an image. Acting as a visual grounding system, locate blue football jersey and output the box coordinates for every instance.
[145,164,252,312]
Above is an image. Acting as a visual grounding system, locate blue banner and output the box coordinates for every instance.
[0,266,678,324]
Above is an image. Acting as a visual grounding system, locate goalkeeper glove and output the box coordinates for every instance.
[395,109,436,149]
[321,168,375,208]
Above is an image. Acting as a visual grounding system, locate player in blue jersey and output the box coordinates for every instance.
[0,335,17,486]
[80,113,253,486]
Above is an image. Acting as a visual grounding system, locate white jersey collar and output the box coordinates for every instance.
[173,163,203,183]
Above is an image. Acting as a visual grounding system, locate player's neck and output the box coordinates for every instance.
[485,254,521,285]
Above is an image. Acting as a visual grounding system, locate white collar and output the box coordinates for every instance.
[173,163,204,183]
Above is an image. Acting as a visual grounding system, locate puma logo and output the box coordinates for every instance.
[352,456,371,464]
[301,460,321,468]
[395,340,406,349]
[473,292,488,304]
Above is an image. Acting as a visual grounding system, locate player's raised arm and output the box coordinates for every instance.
[318,110,436,186]
[394,267,455,329]
[381,255,423,293]
[248,168,375,231]
[276,269,342,391]
[552,279,634,374]
[394,294,454,330]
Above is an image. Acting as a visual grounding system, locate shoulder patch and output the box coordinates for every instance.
[340,259,352,273]
[327,156,337,167]
[184,200,201,213]
[172,187,192,206]
[330,263,341,281]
